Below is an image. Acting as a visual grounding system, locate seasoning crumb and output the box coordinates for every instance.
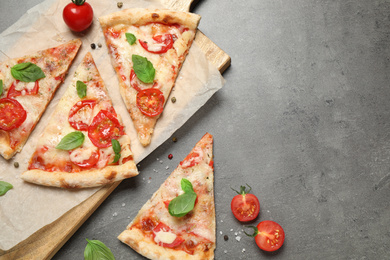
[171,97,176,103]
[122,203,126,207]
[14,162,19,168]
[172,137,178,142]
[98,43,102,48]
[117,2,123,8]
[224,250,228,254]
[242,248,246,252]
[91,43,96,49]
[235,236,241,242]
[113,212,118,217]
[219,231,223,235]
[224,235,229,241]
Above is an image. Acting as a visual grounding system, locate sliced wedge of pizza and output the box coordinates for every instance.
[21,52,138,188]
[99,8,201,146]
[118,133,215,259]
[0,39,82,160]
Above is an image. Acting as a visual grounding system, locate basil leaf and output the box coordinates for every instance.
[111,139,121,164]
[168,192,197,217]
[56,131,85,150]
[0,181,13,196]
[181,178,195,194]
[11,62,45,82]
[125,33,136,45]
[0,80,3,96]
[84,239,115,260]
[132,55,155,84]
[77,80,87,98]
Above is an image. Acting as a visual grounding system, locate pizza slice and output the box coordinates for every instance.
[0,39,82,160]
[118,133,215,259]
[21,52,138,188]
[99,8,201,146]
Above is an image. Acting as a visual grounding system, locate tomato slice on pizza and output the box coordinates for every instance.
[118,133,215,259]
[0,39,82,160]
[99,8,201,146]
[21,53,138,189]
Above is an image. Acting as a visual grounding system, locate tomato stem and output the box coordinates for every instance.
[231,183,252,195]
[72,0,86,5]
[244,226,259,237]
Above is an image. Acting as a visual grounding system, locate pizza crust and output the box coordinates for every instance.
[21,159,138,189]
[99,8,201,31]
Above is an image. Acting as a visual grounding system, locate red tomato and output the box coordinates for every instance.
[0,98,27,131]
[88,109,124,148]
[230,184,260,222]
[136,88,165,117]
[69,147,100,168]
[245,220,285,252]
[63,0,93,32]
[180,147,203,168]
[68,99,96,131]
[152,223,184,248]
[139,34,174,54]
[7,80,39,98]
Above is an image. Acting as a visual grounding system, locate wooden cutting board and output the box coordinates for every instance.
[0,0,230,259]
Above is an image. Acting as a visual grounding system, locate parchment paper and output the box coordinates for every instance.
[0,0,225,250]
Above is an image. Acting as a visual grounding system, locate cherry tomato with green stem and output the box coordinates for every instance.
[230,184,260,222]
[63,0,93,32]
[245,220,285,252]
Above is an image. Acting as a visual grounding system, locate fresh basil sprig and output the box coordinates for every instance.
[168,178,197,217]
[132,55,155,84]
[56,131,85,150]
[0,80,3,96]
[77,80,87,98]
[111,139,121,164]
[0,181,13,196]
[11,62,45,82]
[84,239,115,260]
[125,33,136,45]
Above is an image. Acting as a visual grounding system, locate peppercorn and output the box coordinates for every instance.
[168,154,173,160]
[172,137,178,142]
[91,43,96,49]
[224,235,229,241]
[117,2,123,8]
[14,162,19,168]
[171,97,176,103]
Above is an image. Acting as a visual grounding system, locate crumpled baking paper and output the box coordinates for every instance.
[0,0,225,251]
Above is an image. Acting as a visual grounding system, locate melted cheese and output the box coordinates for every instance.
[154,230,177,244]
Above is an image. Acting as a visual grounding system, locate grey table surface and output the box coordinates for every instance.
[2,0,390,259]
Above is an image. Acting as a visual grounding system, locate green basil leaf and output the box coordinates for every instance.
[11,62,45,82]
[56,131,85,150]
[84,239,115,260]
[77,80,87,98]
[0,181,13,196]
[111,139,121,164]
[0,80,3,96]
[132,55,155,84]
[125,33,136,45]
[181,178,195,194]
[168,192,197,217]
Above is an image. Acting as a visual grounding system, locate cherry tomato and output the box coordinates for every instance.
[136,88,165,117]
[7,80,39,98]
[230,184,260,222]
[69,147,100,168]
[139,34,174,54]
[63,0,93,32]
[152,222,184,248]
[68,99,96,131]
[88,109,124,148]
[245,220,285,252]
[0,98,27,131]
